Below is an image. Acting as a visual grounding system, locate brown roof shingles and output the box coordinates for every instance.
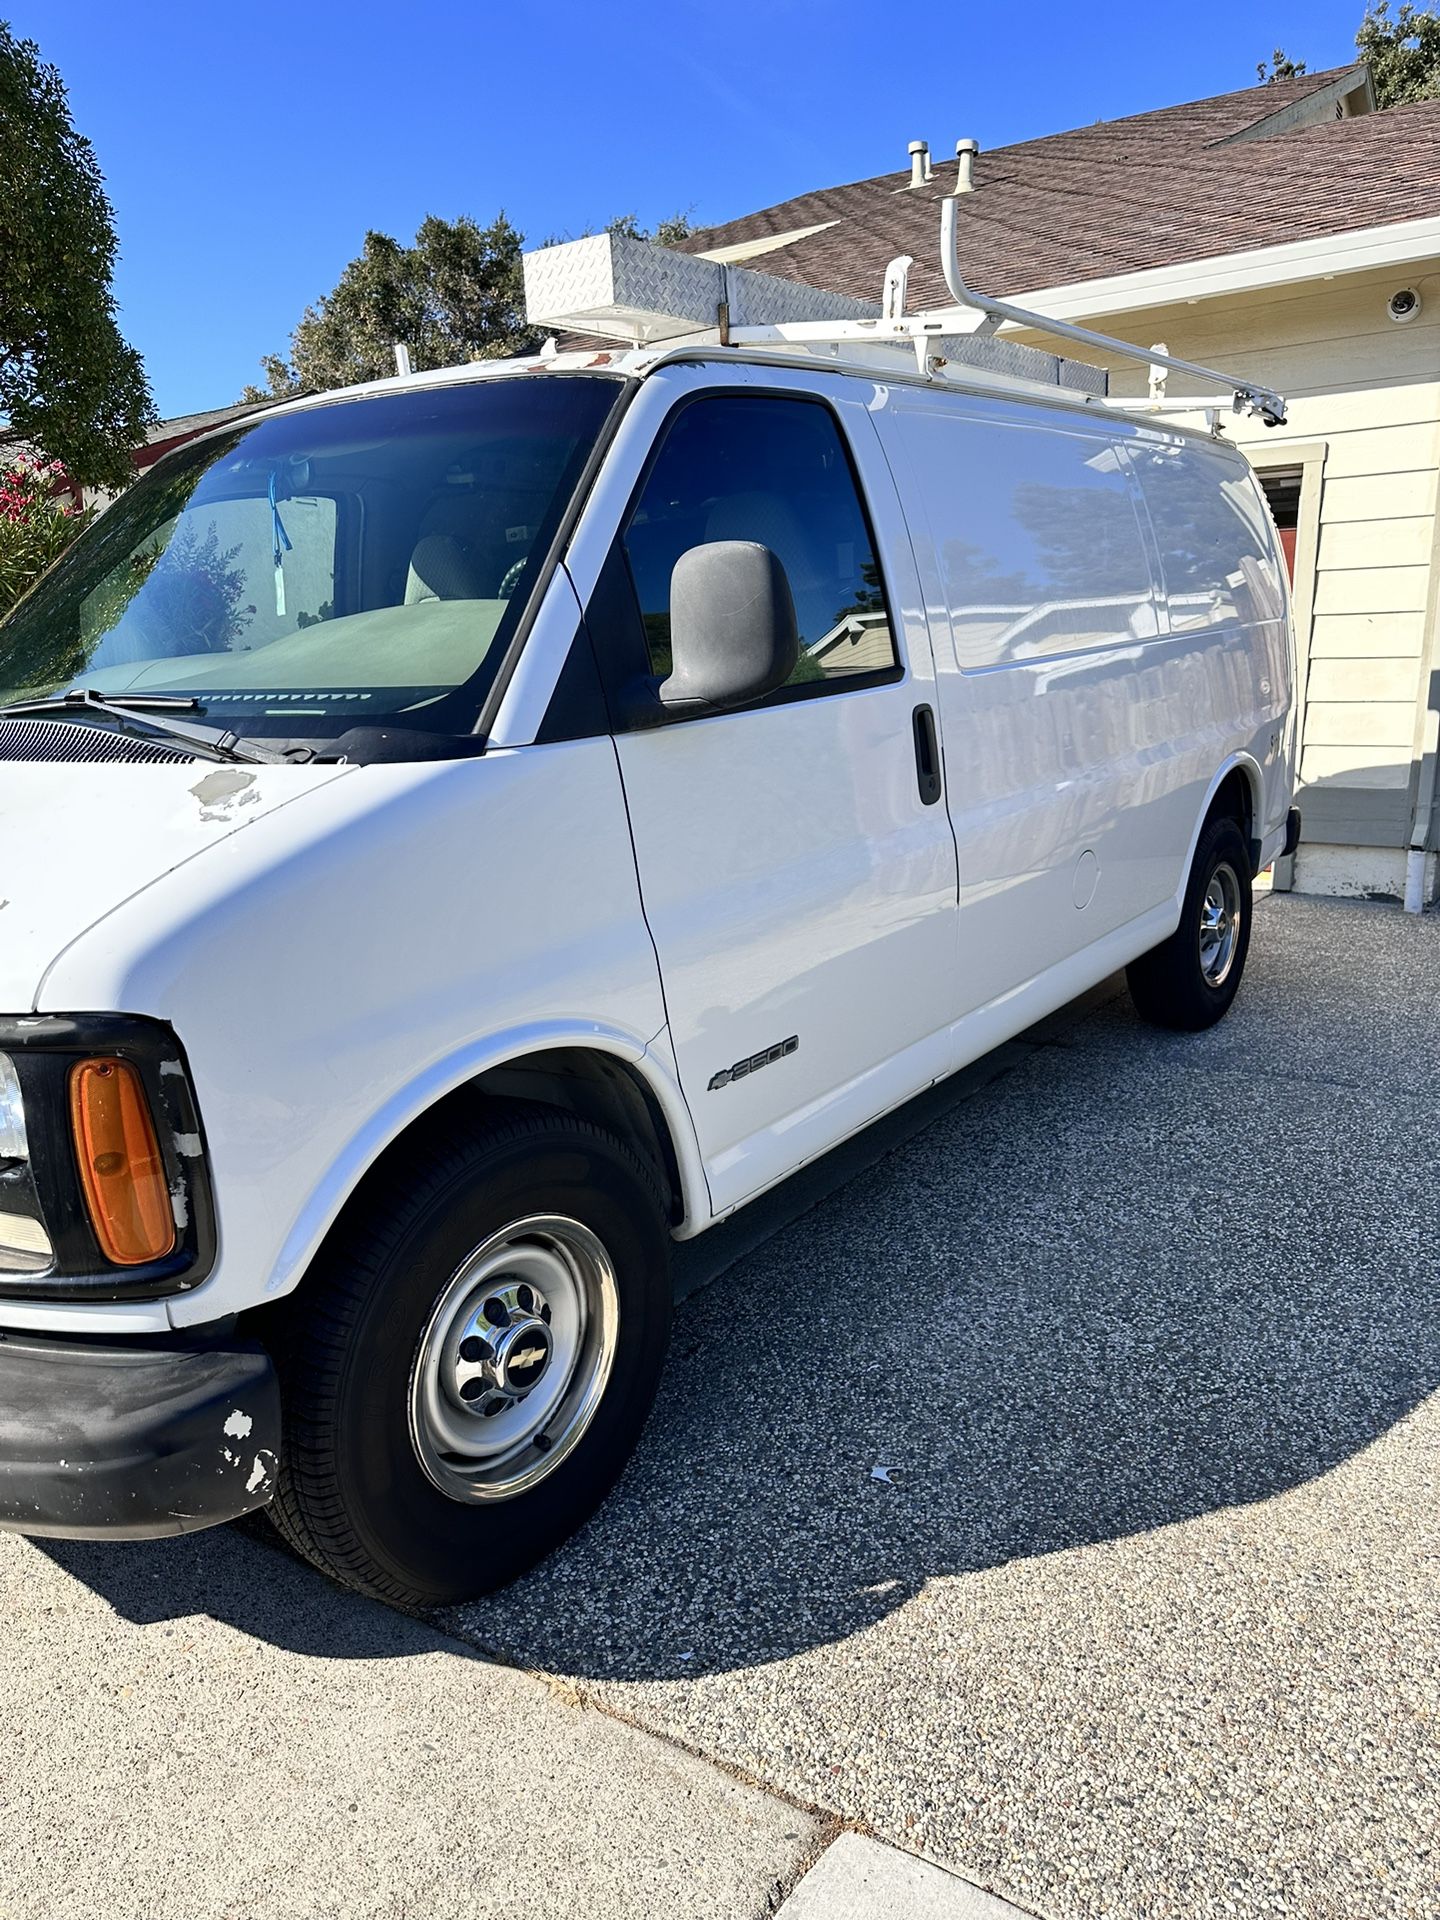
[682,69,1440,306]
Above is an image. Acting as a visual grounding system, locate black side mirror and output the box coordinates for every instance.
[659,541,800,713]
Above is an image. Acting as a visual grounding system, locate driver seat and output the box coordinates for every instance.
[405,534,486,604]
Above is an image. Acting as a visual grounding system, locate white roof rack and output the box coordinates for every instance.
[523,231,1106,400]
[522,212,1287,427]
[933,198,1286,426]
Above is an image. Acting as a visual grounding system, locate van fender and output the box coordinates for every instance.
[255,1019,708,1307]
[1172,752,1265,915]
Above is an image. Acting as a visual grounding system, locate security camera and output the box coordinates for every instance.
[1387,288,1422,324]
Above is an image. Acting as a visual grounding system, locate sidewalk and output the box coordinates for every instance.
[1,1516,1033,1920]
[0,1522,821,1920]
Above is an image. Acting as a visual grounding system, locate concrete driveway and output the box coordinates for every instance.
[3,894,1436,1919]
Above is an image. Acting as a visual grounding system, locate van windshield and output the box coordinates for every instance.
[0,375,621,749]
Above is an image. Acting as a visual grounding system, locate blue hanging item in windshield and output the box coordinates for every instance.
[268,470,293,617]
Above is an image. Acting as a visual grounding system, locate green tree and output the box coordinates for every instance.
[606,210,696,247]
[1256,48,1307,82]
[0,22,154,488]
[243,212,537,400]
[244,207,700,401]
[1357,1,1440,104]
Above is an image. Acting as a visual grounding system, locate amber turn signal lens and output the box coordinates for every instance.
[68,1058,176,1266]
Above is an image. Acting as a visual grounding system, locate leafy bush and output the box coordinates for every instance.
[0,457,90,615]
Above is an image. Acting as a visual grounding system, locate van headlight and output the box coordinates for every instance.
[0,1052,29,1160]
[0,1052,55,1274]
[0,1019,216,1301]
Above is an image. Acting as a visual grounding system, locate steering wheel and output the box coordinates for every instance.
[498,552,529,598]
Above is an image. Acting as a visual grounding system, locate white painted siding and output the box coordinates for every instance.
[1306,658,1422,702]
[1300,745,1412,786]
[1313,567,1429,615]
[1309,611,1427,656]
[1318,518,1433,569]
[1323,471,1436,521]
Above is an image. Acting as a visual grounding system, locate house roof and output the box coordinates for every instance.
[134,398,275,473]
[682,66,1440,309]
[141,401,272,446]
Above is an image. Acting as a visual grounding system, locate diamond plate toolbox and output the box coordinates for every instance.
[523,232,879,343]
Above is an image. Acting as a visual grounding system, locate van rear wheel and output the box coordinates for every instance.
[267,1107,671,1607]
[1127,815,1253,1031]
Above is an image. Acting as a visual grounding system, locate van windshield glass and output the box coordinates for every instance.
[0,376,620,746]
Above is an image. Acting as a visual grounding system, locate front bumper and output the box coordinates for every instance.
[0,1327,280,1539]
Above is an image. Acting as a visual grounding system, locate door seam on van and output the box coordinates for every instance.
[858,405,962,908]
[602,731,717,1217]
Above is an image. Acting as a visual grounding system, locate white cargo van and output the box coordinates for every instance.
[0,228,1297,1603]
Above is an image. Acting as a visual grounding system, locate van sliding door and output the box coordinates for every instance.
[874,395,1169,1019]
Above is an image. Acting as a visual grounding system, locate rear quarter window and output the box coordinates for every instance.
[891,408,1157,671]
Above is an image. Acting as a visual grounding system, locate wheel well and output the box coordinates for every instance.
[469,1047,684,1224]
[1207,766,1258,870]
[330,1047,685,1232]
[244,1048,685,1344]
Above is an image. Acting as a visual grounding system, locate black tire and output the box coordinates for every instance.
[1126,814,1253,1032]
[267,1105,671,1607]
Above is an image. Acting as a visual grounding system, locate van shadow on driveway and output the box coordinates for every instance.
[452,897,1440,1677]
[39,1516,434,1657]
[40,899,1440,1679]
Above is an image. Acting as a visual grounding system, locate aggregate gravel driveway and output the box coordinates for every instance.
[449,895,1440,1920]
[2,895,1434,1920]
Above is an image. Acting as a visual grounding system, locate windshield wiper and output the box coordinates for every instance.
[0,689,285,764]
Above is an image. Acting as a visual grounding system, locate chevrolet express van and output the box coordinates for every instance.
[0,342,1297,1603]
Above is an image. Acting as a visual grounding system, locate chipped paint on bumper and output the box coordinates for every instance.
[0,1328,280,1538]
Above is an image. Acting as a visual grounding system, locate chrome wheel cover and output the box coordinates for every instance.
[408,1214,620,1503]
[1198,860,1243,988]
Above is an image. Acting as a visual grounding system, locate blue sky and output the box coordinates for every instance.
[13,0,1368,417]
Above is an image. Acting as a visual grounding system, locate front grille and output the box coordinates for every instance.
[0,717,195,765]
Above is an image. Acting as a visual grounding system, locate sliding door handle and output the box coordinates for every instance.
[912,703,942,806]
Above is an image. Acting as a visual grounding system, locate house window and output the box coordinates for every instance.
[1257,466,1303,581]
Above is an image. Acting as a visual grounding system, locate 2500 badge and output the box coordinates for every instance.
[707,1035,799,1092]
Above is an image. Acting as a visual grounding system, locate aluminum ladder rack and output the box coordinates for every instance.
[521,210,1287,427]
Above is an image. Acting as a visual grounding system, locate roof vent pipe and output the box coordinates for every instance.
[907,140,932,189]
[954,138,979,192]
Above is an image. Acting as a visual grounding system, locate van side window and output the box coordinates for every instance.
[622,395,898,694]
[893,413,1156,670]
[1129,441,1286,632]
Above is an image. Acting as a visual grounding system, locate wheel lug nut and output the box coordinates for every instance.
[459,1378,485,1402]
[459,1335,486,1363]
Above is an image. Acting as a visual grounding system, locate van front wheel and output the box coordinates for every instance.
[268,1108,671,1607]
[1127,815,1253,1031]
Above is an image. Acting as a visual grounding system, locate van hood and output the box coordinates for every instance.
[0,759,354,1010]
